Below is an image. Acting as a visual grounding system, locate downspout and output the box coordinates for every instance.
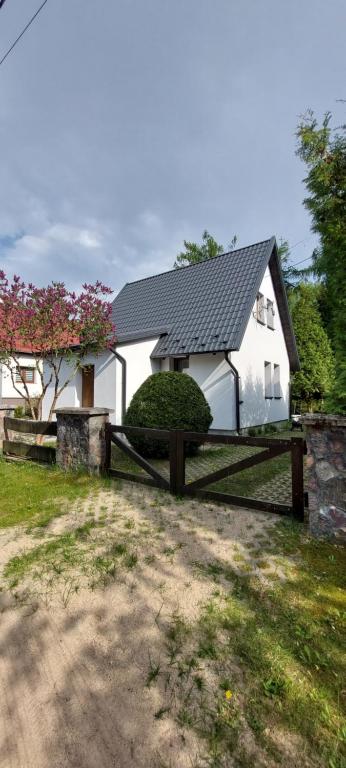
[110,347,126,423]
[224,351,241,433]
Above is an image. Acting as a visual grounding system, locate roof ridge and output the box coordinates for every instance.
[117,237,274,290]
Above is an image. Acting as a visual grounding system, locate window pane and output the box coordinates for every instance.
[257,293,265,324]
[267,300,275,329]
[25,368,34,383]
[274,364,281,397]
[264,361,272,397]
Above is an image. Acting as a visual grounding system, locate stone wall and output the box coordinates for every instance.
[302,414,346,543]
[55,407,113,474]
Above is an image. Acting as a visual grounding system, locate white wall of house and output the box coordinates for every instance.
[161,353,235,430]
[42,351,116,420]
[0,356,43,406]
[231,267,290,428]
[42,339,160,423]
[114,337,160,423]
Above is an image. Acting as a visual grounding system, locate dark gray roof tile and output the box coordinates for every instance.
[112,237,300,370]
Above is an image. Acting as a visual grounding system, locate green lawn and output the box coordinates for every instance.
[0,455,108,529]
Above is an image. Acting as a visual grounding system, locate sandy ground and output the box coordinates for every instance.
[0,483,281,768]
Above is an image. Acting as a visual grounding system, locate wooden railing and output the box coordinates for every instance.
[2,417,57,464]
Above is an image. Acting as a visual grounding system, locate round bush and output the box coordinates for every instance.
[124,371,212,458]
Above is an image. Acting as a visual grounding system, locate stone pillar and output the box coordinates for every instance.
[54,408,114,475]
[0,407,15,445]
[301,414,346,543]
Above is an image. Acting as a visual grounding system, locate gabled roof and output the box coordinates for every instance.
[113,237,300,371]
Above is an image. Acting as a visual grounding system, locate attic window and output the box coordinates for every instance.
[267,300,275,330]
[256,293,265,324]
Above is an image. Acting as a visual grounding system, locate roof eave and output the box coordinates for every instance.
[268,243,300,372]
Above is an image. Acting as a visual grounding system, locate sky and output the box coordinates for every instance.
[0,0,345,296]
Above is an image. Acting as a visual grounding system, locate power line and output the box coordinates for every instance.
[0,0,48,69]
[261,254,313,282]
[291,255,314,268]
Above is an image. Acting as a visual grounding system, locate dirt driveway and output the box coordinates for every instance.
[1,481,341,768]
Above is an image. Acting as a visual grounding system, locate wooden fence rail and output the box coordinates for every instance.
[2,417,56,464]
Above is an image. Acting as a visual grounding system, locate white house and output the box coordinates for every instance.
[0,353,42,410]
[42,237,299,431]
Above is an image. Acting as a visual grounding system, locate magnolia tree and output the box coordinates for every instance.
[0,273,116,420]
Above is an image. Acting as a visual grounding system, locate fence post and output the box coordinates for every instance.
[55,407,114,475]
[169,430,185,495]
[291,437,305,520]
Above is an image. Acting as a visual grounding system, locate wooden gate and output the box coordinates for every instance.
[106,425,306,519]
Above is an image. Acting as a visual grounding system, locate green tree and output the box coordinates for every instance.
[174,230,236,268]
[290,283,335,411]
[296,110,346,413]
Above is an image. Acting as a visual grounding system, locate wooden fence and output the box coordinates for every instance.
[106,425,306,519]
[2,417,57,463]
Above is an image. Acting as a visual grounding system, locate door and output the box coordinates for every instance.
[82,366,95,407]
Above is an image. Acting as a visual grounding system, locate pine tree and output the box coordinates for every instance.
[174,230,236,268]
[296,111,346,413]
[290,284,335,411]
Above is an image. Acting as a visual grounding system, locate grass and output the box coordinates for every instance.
[4,520,102,585]
[154,520,346,767]
[0,455,109,529]
[4,516,142,592]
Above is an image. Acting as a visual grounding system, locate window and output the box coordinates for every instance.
[170,357,189,372]
[15,367,35,384]
[264,361,272,398]
[267,300,275,329]
[256,293,265,324]
[273,364,281,398]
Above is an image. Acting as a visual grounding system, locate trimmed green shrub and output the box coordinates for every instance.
[248,427,257,437]
[14,406,24,419]
[124,371,212,458]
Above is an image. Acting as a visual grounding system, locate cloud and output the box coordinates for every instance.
[46,224,102,249]
[0,0,344,295]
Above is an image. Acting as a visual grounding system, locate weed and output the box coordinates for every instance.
[262,677,287,698]
[124,552,138,569]
[146,654,161,687]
